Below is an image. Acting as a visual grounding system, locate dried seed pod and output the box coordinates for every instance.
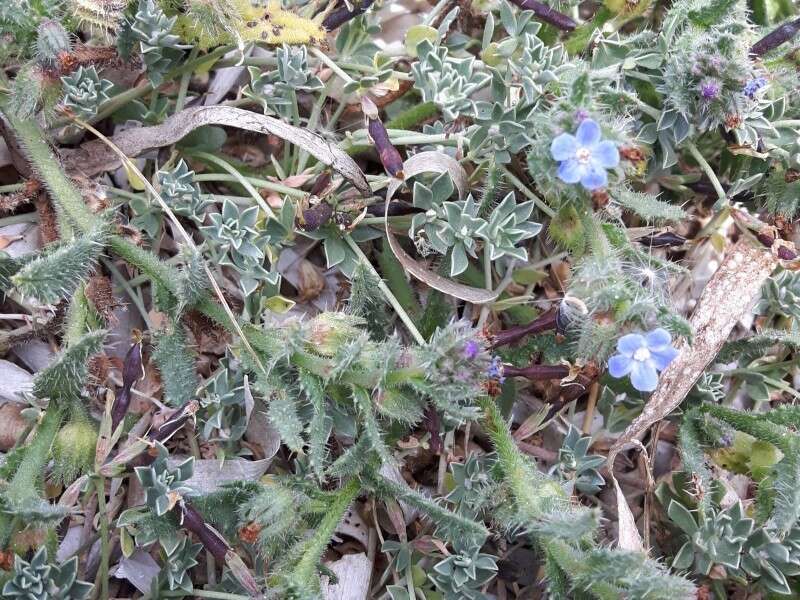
[507,0,577,30]
[638,232,687,248]
[502,363,570,380]
[490,309,558,348]
[300,201,333,231]
[751,16,800,56]
[362,96,404,179]
[322,0,376,31]
[180,501,229,562]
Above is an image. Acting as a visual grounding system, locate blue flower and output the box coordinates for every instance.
[743,77,767,99]
[607,328,679,392]
[486,356,505,383]
[550,119,620,191]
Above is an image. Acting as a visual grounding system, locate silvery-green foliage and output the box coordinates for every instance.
[0,0,61,62]
[482,192,542,262]
[446,453,497,517]
[550,425,605,494]
[2,548,93,600]
[563,250,680,362]
[157,159,207,221]
[161,536,202,592]
[409,173,487,276]
[60,66,113,119]
[412,40,491,121]
[36,18,70,66]
[740,527,800,595]
[429,542,498,600]
[237,478,308,557]
[131,0,186,86]
[669,500,753,575]
[201,355,249,443]
[757,270,800,320]
[468,100,536,164]
[412,320,492,420]
[201,198,275,294]
[244,44,323,117]
[135,443,194,516]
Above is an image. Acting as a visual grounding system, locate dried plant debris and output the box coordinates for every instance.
[1,0,800,597]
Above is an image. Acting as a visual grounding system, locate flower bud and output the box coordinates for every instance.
[306,313,363,356]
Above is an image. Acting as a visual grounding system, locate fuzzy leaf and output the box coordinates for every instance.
[33,330,106,401]
[12,232,105,304]
[152,325,198,407]
[615,189,687,222]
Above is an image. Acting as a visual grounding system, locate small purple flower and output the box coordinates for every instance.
[463,339,481,360]
[607,328,679,392]
[550,119,620,191]
[486,356,505,383]
[743,77,767,99]
[699,79,721,100]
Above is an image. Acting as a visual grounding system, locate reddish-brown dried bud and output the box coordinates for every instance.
[239,522,262,545]
[591,189,610,209]
[85,275,117,322]
[620,146,646,162]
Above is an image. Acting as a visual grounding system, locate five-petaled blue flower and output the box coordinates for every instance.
[550,119,620,191]
[607,328,679,392]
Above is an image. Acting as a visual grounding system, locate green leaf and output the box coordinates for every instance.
[33,331,106,401]
[12,230,106,304]
[152,325,198,407]
[615,189,687,222]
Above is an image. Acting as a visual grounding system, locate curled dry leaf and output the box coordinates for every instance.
[384,151,499,304]
[64,105,371,197]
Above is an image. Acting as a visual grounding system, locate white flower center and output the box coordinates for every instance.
[633,347,651,362]
[575,147,592,164]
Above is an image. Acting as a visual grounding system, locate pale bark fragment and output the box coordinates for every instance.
[607,239,778,549]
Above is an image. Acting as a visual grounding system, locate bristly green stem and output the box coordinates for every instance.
[344,235,426,345]
[686,141,726,206]
[499,166,555,218]
[288,478,361,589]
[94,477,110,600]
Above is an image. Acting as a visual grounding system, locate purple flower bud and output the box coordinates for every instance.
[699,79,721,100]
[463,339,481,360]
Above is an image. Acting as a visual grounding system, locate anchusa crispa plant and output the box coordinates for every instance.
[0,0,799,596]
